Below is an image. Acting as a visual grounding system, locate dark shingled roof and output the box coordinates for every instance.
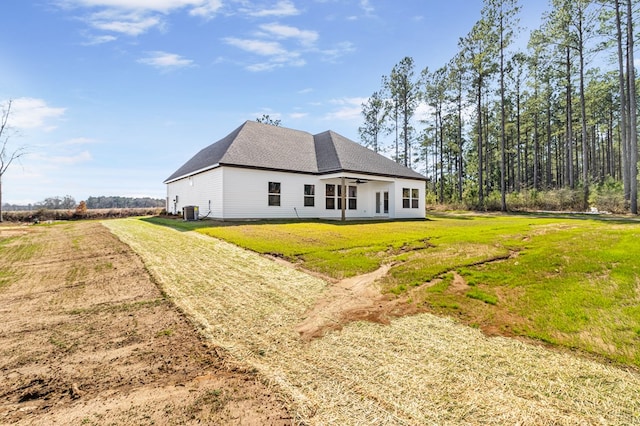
[164,120,427,183]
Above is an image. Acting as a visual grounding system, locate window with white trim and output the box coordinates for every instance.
[403,188,420,209]
[325,184,337,209]
[411,188,419,208]
[268,182,281,206]
[325,184,357,209]
[304,184,315,207]
[348,185,357,210]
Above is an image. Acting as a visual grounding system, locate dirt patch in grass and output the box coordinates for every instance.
[446,271,470,294]
[295,263,423,340]
[0,221,291,425]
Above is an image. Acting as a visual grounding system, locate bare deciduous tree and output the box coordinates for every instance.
[0,100,28,222]
[256,114,281,126]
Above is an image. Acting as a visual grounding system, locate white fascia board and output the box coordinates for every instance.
[163,163,220,184]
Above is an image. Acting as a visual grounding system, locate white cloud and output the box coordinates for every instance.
[245,62,281,72]
[319,41,356,62]
[90,13,161,36]
[81,34,118,45]
[48,150,93,166]
[359,0,375,15]
[414,101,432,123]
[259,23,318,46]
[58,0,223,36]
[224,37,288,57]
[243,0,300,17]
[138,51,194,70]
[289,112,308,119]
[224,37,305,71]
[26,149,93,168]
[324,97,366,121]
[330,97,367,106]
[189,0,223,18]
[4,98,66,130]
[59,0,209,14]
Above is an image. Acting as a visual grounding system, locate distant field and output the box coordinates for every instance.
[148,213,640,368]
[108,217,640,425]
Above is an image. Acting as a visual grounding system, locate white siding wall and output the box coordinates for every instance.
[166,167,425,220]
[166,168,223,218]
[393,178,426,219]
[222,168,324,219]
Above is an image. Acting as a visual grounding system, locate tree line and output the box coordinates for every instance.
[359,0,638,213]
[3,195,165,211]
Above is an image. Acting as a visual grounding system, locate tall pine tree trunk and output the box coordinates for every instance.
[566,46,574,189]
[578,13,589,210]
[627,0,638,214]
[478,77,484,208]
[499,12,507,212]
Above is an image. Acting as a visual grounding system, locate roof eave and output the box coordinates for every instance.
[163,163,220,184]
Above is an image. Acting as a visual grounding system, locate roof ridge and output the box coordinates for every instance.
[313,130,341,173]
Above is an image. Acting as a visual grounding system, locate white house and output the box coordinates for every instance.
[164,121,427,220]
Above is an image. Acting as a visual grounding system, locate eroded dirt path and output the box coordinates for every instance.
[294,263,425,341]
[0,221,291,425]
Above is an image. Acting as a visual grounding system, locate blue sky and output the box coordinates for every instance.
[1,0,548,205]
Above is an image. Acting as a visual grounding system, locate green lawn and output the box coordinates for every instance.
[145,213,640,367]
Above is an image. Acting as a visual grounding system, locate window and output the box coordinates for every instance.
[403,188,420,209]
[411,189,419,208]
[402,188,410,208]
[325,184,336,209]
[325,184,356,210]
[268,182,281,206]
[304,184,315,207]
[348,185,357,210]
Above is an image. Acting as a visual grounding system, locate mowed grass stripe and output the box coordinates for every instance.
[106,218,640,425]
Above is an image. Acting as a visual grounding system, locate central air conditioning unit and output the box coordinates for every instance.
[183,205,199,221]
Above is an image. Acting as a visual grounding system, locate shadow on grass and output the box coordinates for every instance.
[512,210,640,225]
[140,215,429,232]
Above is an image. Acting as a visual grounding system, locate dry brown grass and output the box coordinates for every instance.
[106,218,640,425]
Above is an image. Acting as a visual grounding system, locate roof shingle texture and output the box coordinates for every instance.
[164,121,426,182]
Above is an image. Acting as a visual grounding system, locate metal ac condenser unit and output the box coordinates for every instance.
[183,205,199,221]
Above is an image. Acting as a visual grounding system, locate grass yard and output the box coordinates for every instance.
[107,217,640,425]
[147,213,640,368]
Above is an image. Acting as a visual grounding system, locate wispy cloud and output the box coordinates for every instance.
[347,0,376,21]
[224,37,304,71]
[27,149,93,168]
[318,41,356,62]
[225,21,324,71]
[48,150,93,166]
[242,0,300,17]
[81,34,118,45]
[224,37,288,56]
[324,97,366,121]
[58,0,223,36]
[188,0,223,19]
[87,10,162,36]
[359,0,375,16]
[258,23,318,46]
[138,51,195,70]
[5,98,66,130]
